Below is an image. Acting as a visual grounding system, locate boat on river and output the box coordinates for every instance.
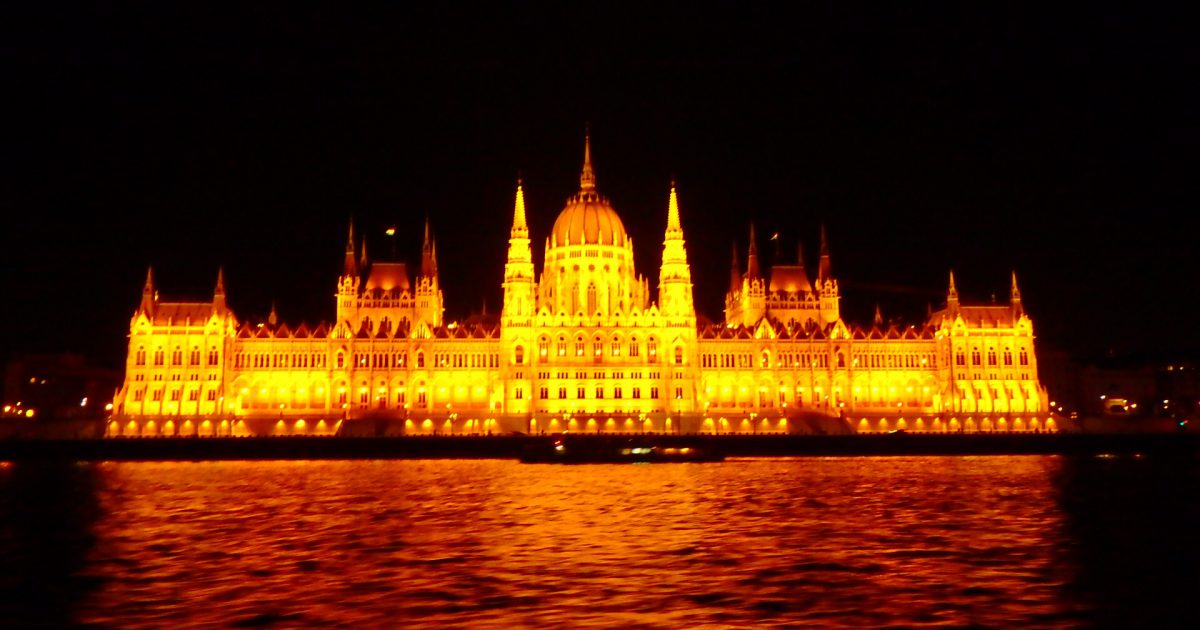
[519,436,725,464]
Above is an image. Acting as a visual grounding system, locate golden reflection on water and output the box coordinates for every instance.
[66,457,1081,628]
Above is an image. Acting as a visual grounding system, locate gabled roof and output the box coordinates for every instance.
[149,302,214,325]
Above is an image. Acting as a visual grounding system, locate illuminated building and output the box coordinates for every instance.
[109,135,1053,437]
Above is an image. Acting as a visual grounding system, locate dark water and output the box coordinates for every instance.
[1,455,1197,628]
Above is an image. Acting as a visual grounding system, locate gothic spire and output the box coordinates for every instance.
[213,267,226,312]
[947,269,959,307]
[746,223,761,279]
[666,179,682,234]
[1011,270,1021,302]
[421,217,438,278]
[817,224,831,283]
[511,176,528,235]
[343,220,358,278]
[729,242,741,293]
[579,127,596,192]
[140,266,156,313]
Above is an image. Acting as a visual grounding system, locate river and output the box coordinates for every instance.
[1,455,1196,628]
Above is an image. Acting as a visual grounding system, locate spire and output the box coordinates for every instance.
[343,220,358,277]
[268,301,278,327]
[512,176,528,235]
[1010,270,1022,302]
[817,224,831,283]
[140,266,156,312]
[873,304,883,327]
[948,270,959,306]
[729,242,741,293]
[213,267,226,313]
[666,179,681,233]
[746,224,761,279]
[579,127,596,192]
[359,236,369,270]
[421,217,438,278]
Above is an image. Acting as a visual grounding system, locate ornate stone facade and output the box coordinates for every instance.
[109,136,1053,437]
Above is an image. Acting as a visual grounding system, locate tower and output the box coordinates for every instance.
[657,180,696,322]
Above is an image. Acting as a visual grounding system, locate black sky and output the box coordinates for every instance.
[3,3,1196,370]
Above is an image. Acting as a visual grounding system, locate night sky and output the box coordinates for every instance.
[4,3,1196,371]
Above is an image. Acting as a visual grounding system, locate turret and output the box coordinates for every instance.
[502,177,536,323]
[139,266,156,315]
[658,180,696,321]
[1010,270,1023,317]
[213,267,226,314]
[947,270,960,313]
[817,224,832,285]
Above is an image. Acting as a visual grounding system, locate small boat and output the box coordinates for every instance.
[519,436,724,463]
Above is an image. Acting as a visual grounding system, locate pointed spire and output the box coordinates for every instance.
[359,236,369,270]
[268,301,278,327]
[874,304,883,327]
[214,267,225,296]
[948,269,959,306]
[1010,270,1021,302]
[343,220,358,278]
[421,217,438,278]
[729,242,741,293]
[746,224,761,279]
[140,266,156,312]
[512,176,528,234]
[817,224,831,283]
[579,127,596,192]
[666,179,681,233]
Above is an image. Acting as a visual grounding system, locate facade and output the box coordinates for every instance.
[109,137,1053,437]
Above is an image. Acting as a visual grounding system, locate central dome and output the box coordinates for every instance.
[551,193,628,247]
[549,133,629,247]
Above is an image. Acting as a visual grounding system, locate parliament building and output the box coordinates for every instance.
[109,137,1054,437]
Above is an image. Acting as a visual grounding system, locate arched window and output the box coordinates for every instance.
[136,346,146,366]
[629,336,639,357]
[593,335,603,357]
[417,352,425,368]
[648,338,658,358]
[837,353,845,368]
[538,336,549,357]
[587,283,598,314]
[674,346,684,365]
[611,335,621,357]
[557,335,567,356]
[514,346,525,365]
[171,346,183,366]
[761,351,770,368]
[575,335,585,356]
[336,352,345,368]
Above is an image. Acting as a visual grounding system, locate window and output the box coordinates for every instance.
[136,346,146,366]
[614,387,622,399]
[514,346,525,365]
[633,387,641,399]
[1019,349,1029,366]
[558,387,567,399]
[612,338,621,356]
[648,339,657,357]
[650,387,659,399]
[515,387,524,400]
[151,389,163,402]
[971,349,981,365]
[207,390,217,401]
[417,352,425,368]
[133,389,145,402]
[956,351,965,366]
[575,336,585,356]
[629,337,639,357]
[539,386,549,399]
[1003,349,1013,366]
[189,348,201,366]
[557,336,567,356]
[154,348,164,366]
[674,346,683,365]
[761,351,769,368]
[187,389,198,401]
[987,348,997,366]
[337,352,345,368]
[675,387,683,399]
[587,283,597,313]
[577,387,585,399]
[538,337,549,357]
[596,387,604,399]
[593,337,603,357]
[208,349,219,365]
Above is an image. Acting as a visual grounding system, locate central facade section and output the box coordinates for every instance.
[501,135,696,430]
